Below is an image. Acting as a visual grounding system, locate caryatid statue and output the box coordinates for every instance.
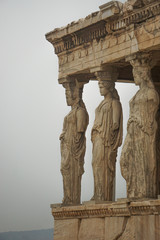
[91,68,123,201]
[120,53,159,199]
[60,79,89,205]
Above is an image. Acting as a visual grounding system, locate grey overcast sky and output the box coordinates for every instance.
[0,0,138,233]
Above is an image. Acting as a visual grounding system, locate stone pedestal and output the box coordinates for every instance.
[51,199,160,240]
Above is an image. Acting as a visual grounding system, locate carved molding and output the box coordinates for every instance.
[51,199,160,220]
[126,0,157,10]
[54,22,107,54]
[107,1,160,32]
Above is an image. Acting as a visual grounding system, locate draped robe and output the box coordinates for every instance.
[92,97,123,201]
[120,87,159,198]
[60,104,88,204]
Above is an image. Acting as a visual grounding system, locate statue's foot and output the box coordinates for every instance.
[90,195,95,201]
[62,197,72,205]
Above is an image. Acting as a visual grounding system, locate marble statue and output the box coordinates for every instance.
[60,80,89,205]
[91,80,123,201]
[120,54,159,199]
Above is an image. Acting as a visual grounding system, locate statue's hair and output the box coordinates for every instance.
[63,81,84,96]
[133,66,155,89]
[63,80,86,108]
[100,80,120,100]
[130,52,156,89]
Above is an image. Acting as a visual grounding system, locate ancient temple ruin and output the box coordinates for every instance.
[46,0,160,239]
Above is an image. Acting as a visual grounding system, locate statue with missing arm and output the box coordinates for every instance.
[60,80,89,205]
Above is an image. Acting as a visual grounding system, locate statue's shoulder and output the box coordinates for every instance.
[76,106,88,117]
[77,105,87,112]
[112,98,121,109]
[147,88,159,103]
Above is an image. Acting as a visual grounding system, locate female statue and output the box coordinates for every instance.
[91,80,123,201]
[120,57,159,199]
[60,80,89,205]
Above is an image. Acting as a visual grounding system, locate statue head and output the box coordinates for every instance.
[98,80,119,100]
[130,54,154,87]
[132,66,151,86]
[63,80,84,107]
[98,80,114,96]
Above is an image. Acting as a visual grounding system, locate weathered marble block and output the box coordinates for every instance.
[51,199,160,240]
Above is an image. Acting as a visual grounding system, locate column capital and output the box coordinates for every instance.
[58,76,71,84]
[58,75,90,85]
[95,66,118,82]
[126,52,156,69]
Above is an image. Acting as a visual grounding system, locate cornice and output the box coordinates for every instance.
[45,1,160,55]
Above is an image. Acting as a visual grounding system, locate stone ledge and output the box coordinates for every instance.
[51,199,160,220]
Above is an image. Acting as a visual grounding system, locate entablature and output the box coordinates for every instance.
[46,0,160,55]
[46,0,160,83]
